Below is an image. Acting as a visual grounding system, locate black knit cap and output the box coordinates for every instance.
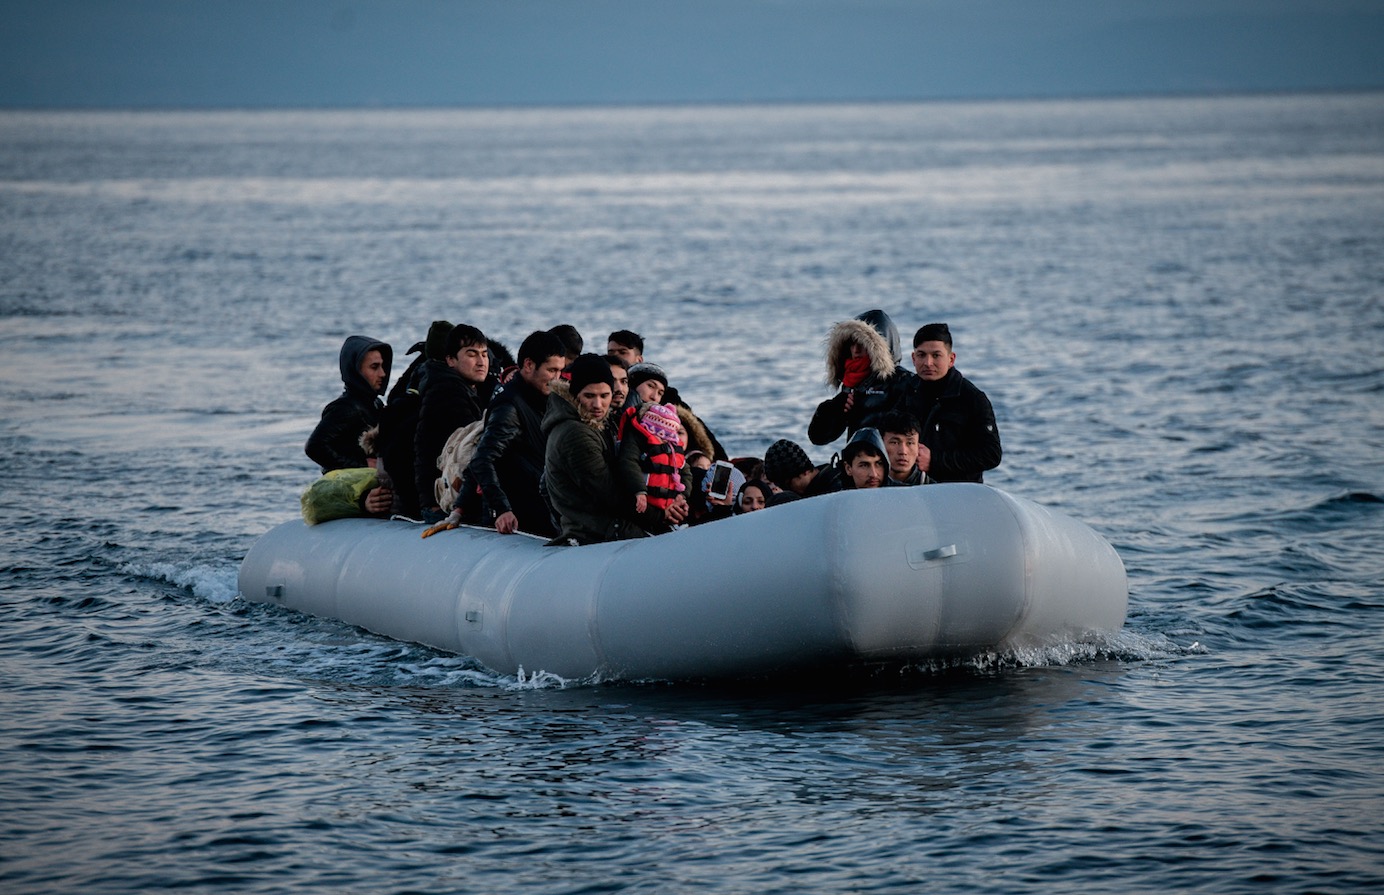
[763,439,813,487]
[627,362,668,391]
[567,353,616,395]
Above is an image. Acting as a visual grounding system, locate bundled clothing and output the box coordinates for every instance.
[306,335,392,472]
[468,374,556,537]
[902,366,1002,483]
[617,402,687,513]
[808,310,915,446]
[542,381,662,545]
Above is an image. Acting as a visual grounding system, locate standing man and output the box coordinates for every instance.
[904,323,1002,483]
[469,330,567,536]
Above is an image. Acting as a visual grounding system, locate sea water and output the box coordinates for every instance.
[2,94,1383,893]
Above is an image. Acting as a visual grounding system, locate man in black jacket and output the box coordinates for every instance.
[903,323,1002,483]
[413,324,497,521]
[305,334,393,514]
[468,330,566,536]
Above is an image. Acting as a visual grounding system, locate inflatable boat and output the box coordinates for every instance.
[238,484,1127,682]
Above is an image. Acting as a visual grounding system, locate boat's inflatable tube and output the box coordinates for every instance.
[238,485,1127,681]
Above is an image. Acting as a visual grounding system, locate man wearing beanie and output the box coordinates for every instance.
[542,354,686,545]
[903,323,1002,483]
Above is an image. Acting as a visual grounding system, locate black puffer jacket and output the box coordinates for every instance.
[808,309,915,445]
[412,359,495,514]
[468,375,556,537]
[903,367,1002,483]
[305,335,392,472]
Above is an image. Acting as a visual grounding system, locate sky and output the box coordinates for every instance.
[2,0,1382,108]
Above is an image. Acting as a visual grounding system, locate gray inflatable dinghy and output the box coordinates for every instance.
[239,484,1127,682]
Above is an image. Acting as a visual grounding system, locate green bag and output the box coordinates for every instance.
[300,468,379,525]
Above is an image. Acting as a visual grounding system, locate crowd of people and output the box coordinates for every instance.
[304,310,1002,546]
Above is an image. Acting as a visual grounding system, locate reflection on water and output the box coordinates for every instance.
[3,94,1384,893]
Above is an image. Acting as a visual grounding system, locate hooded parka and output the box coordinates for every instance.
[807,309,915,446]
[306,335,392,472]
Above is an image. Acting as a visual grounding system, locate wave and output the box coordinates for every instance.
[120,559,241,603]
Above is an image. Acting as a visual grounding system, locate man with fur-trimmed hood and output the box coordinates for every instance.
[807,309,915,446]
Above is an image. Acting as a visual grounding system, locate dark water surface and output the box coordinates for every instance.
[3,95,1383,893]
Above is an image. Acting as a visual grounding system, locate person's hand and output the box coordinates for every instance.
[665,496,689,524]
[363,486,392,515]
[634,493,648,514]
[841,390,856,413]
[494,511,519,534]
[708,487,734,508]
[916,444,932,473]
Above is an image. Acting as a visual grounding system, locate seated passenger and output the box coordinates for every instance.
[469,330,566,536]
[306,334,393,514]
[606,329,644,365]
[839,427,888,490]
[372,320,451,519]
[762,438,838,503]
[808,309,915,446]
[413,324,497,521]
[543,354,686,545]
[877,410,933,487]
[735,479,771,514]
[618,401,687,518]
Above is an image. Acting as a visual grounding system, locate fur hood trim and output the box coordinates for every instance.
[677,405,716,458]
[549,378,607,430]
[358,425,379,458]
[823,318,896,387]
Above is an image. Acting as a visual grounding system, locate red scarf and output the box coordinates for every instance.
[842,355,872,389]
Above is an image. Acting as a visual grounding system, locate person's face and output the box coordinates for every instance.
[607,341,643,365]
[787,467,816,495]
[447,343,489,384]
[846,452,885,489]
[358,349,387,393]
[883,430,919,479]
[848,341,868,359]
[521,355,566,395]
[739,486,767,513]
[912,340,955,381]
[687,453,712,472]
[576,383,613,421]
[635,379,665,404]
[608,363,629,406]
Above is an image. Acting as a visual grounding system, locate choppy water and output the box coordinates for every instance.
[3,94,1383,894]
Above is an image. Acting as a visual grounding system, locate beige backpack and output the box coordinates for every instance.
[434,418,485,511]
